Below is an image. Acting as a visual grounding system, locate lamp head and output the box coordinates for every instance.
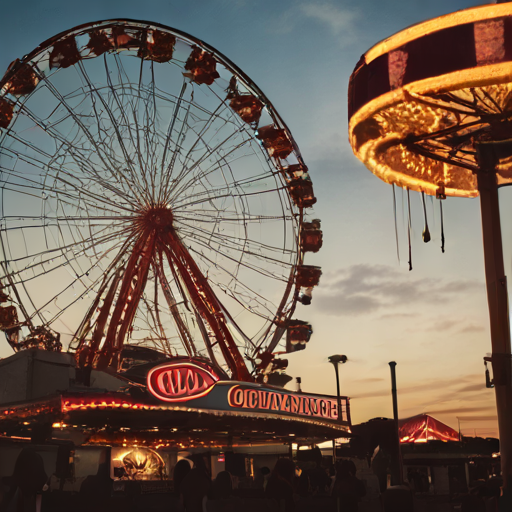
[328,354,347,364]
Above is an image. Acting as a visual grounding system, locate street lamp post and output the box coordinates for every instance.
[328,355,347,424]
[329,354,347,465]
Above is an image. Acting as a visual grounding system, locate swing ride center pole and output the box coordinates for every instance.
[475,141,512,492]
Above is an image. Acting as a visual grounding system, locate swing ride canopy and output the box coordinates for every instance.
[399,414,459,443]
[348,2,512,198]
[0,19,323,383]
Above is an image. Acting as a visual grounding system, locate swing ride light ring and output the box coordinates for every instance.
[348,2,512,198]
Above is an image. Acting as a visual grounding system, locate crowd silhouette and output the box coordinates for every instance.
[173,456,367,512]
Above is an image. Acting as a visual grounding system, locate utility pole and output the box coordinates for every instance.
[389,362,403,485]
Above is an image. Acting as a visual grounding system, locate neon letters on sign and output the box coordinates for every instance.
[227,385,341,422]
[147,361,219,402]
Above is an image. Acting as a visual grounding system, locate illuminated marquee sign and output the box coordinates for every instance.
[146,360,348,425]
[147,361,219,402]
[228,385,340,422]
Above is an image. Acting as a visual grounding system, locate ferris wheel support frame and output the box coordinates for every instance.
[75,206,252,381]
[159,226,251,382]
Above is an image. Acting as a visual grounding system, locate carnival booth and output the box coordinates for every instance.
[0,348,350,504]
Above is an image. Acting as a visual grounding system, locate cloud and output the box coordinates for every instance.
[456,383,488,393]
[321,294,381,315]
[456,415,498,422]
[352,389,390,399]
[267,2,360,46]
[299,3,359,35]
[352,376,463,399]
[315,264,482,316]
[421,319,486,334]
[426,406,496,415]
[353,377,385,383]
[351,374,487,400]
[379,313,415,320]
[424,318,461,332]
[458,324,485,334]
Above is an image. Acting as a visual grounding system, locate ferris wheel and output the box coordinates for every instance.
[0,20,322,382]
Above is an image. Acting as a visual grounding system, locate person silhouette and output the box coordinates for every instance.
[3,447,48,512]
[265,458,296,512]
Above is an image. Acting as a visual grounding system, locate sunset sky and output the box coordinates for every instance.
[0,0,500,437]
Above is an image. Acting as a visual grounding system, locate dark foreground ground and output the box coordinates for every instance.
[34,493,496,512]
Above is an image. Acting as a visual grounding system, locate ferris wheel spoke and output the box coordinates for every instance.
[1,215,131,223]
[7,227,132,291]
[51,207,116,285]
[175,221,294,269]
[183,233,284,303]
[130,56,151,181]
[172,157,277,200]
[0,180,132,218]
[159,89,195,204]
[50,169,140,213]
[165,128,248,204]
[167,142,262,205]
[161,100,236,199]
[172,184,287,212]
[4,225,132,310]
[30,234,132,327]
[168,124,253,196]
[159,80,189,195]
[59,80,145,205]
[4,131,56,162]
[123,59,164,199]
[170,151,272,208]
[35,71,140,191]
[184,241,285,307]
[173,208,294,223]
[152,79,240,123]
[146,61,158,172]
[172,177,283,213]
[104,54,154,204]
[5,225,132,284]
[16,102,115,184]
[51,141,142,211]
[74,62,151,204]
[0,145,140,214]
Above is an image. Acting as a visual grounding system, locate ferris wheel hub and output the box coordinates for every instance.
[137,205,174,234]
